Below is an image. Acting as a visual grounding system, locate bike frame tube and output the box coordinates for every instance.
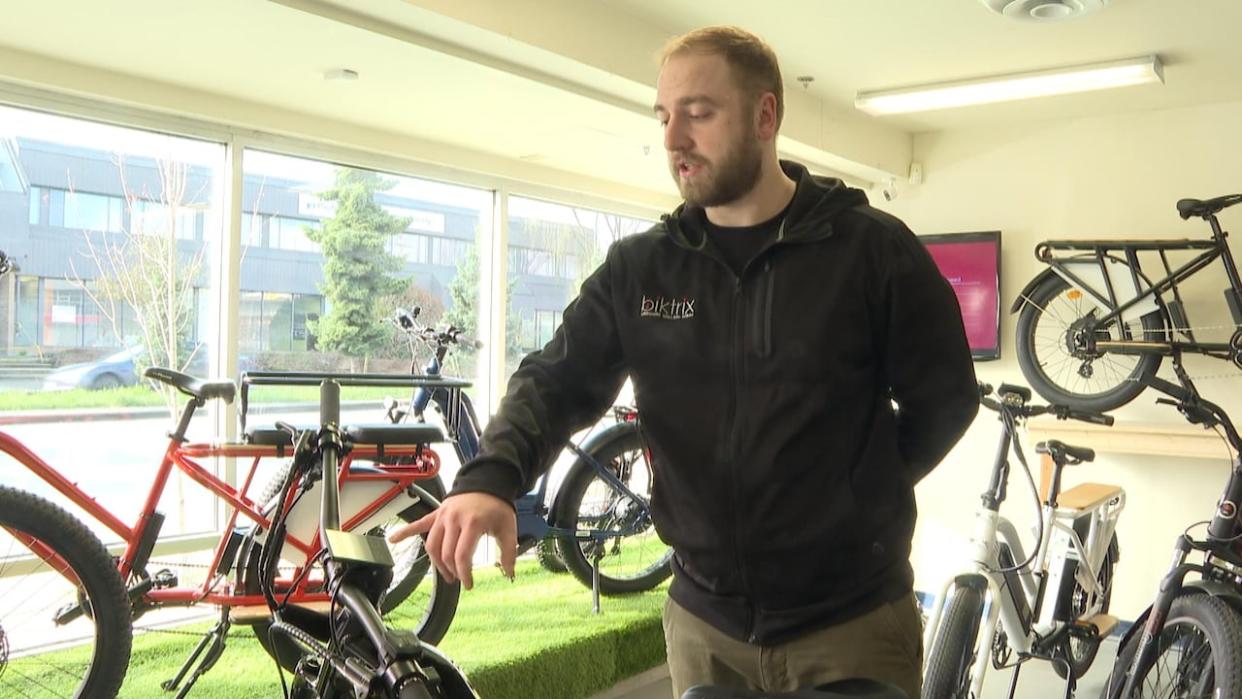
[0,418,440,608]
[1033,494,1124,633]
[1208,215,1242,296]
[0,430,134,542]
[1048,245,1221,331]
[1120,537,1194,697]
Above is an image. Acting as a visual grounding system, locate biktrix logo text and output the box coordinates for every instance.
[640,295,696,320]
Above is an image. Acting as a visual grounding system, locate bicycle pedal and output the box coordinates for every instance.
[153,568,179,589]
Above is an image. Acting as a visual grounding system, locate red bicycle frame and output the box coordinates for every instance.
[0,428,439,609]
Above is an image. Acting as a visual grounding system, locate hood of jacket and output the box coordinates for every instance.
[661,160,869,251]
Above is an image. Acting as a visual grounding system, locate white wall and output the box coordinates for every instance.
[878,99,1242,620]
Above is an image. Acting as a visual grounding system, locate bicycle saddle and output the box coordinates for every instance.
[682,678,907,699]
[245,423,445,447]
[1176,193,1242,220]
[144,366,236,404]
[1036,439,1095,464]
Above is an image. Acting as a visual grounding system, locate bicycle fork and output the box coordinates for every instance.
[1115,536,1193,698]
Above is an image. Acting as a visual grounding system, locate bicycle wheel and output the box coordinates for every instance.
[0,485,132,698]
[535,538,567,574]
[921,584,985,699]
[1015,273,1166,412]
[554,421,673,595]
[1056,534,1119,679]
[1103,594,1242,698]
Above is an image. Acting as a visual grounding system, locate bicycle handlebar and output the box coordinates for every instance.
[1143,373,1242,452]
[977,382,1114,426]
[393,306,482,351]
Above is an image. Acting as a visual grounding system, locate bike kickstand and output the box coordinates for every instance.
[1004,661,1022,699]
[591,545,602,615]
[162,606,233,698]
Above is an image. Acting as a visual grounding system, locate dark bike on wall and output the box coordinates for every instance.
[386,306,673,606]
[1013,194,1242,412]
[1099,349,1242,698]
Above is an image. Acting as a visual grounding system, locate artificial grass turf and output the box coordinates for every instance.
[107,558,669,698]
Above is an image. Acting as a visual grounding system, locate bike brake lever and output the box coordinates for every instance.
[1161,398,1218,427]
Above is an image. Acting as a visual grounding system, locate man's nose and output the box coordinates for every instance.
[663,114,691,152]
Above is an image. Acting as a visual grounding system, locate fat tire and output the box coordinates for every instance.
[535,538,568,574]
[1102,594,1242,698]
[921,585,985,699]
[0,485,132,698]
[555,421,672,595]
[1015,274,1165,412]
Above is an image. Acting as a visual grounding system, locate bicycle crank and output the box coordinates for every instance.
[991,629,1011,669]
[1232,328,1242,369]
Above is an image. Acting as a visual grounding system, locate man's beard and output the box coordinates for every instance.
[671,134,763,208]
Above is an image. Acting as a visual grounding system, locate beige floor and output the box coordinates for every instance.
[594,638,1120,699]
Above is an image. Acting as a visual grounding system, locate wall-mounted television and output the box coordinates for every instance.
[919,231,1001,361]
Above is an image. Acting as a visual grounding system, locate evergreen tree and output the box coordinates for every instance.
[306,169,408,361]
[443,245,523,358]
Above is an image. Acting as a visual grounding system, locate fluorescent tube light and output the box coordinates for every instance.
[855,55,1163,115]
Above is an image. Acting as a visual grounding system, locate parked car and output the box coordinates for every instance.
[42,345,213,391]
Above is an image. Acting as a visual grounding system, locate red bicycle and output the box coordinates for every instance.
[0,362,462,698]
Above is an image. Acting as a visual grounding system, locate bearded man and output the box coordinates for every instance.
[392,25,979,699]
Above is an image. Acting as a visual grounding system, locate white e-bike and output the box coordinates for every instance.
[922,383,1123,699]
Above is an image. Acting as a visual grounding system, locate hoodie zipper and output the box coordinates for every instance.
[726,278,758,642]
[731,225,787,642]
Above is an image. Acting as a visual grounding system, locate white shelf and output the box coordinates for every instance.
[1027,417,1235,461]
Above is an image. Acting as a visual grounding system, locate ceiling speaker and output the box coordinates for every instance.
[980,0,1109,22]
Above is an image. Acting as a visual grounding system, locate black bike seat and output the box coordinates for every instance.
[1176,193,1242,220]
[345,423,445,446]
[144,367,236,404]
[245,423,445,447]
[1036,439,1096,464]
[682,678,906,699]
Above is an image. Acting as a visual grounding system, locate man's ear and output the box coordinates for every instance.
[755,92,779,141]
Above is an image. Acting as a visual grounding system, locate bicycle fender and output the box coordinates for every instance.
[1113,581,1242,651]
[1013,260,1162,323]
[546,421,638,530]
[1011,268,1060,314]
[954,573,989,592]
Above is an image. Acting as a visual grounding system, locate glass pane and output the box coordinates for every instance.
[28,185,40,225]
[239,150,492,487]
[0,104,224,539]
[505,196,653,379]
[63,191,114,231]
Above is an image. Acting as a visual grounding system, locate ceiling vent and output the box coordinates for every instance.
[981,0,1108,22]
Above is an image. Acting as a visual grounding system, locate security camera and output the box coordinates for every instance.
[881,177,898,202]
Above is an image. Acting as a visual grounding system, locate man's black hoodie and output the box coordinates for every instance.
[454,161,979,643]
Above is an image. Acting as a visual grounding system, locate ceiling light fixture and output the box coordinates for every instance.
[854,54,1162,115]
[981,0,1109,22]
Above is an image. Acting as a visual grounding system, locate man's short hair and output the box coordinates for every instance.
[659,26,785,129]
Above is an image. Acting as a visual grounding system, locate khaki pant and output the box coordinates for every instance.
[663,594,923,699]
